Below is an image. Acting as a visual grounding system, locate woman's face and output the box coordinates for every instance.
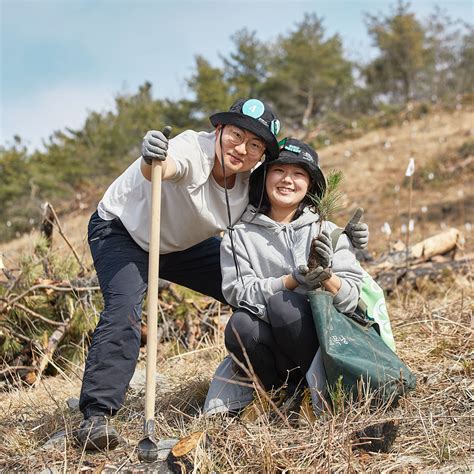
[265,163,311,213]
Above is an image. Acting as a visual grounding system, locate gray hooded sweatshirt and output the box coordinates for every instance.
[221,205,363,321]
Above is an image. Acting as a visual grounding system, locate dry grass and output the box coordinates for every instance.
[0,275,472,472]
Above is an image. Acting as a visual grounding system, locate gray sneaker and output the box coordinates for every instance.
[75,415,120,451]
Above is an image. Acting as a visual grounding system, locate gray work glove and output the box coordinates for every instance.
[292,265,332,289]
[344,208,369,250]
[313,229,334,269]
[141,126,172,164]
[305,266,333,287]
[292,265,311,286]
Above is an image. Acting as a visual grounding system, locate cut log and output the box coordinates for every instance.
[410,228,460,260]
[372,228,463,272]
[0,254,16,283]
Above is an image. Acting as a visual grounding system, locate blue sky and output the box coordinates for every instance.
[1,0,472,151]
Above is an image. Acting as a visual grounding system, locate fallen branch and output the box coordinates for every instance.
[372,228,461,271]
[5,301,65,327]
[43,202,86,275]
[33,317,72,387]
[410,228,460,260]
[0,282,100,312]
[0,365,32,376]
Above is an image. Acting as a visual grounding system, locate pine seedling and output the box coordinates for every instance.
[308,169,345,222]
[306,169,345,271]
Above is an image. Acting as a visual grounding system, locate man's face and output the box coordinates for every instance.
[215,125,266,174]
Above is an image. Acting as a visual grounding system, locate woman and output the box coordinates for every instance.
[204,137,363,415]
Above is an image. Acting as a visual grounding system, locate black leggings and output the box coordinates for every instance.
[224,291,319,391]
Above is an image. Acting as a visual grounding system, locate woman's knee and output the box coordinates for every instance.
[224,311,261,354]
[267,291,310,328]
[267,292,286,325]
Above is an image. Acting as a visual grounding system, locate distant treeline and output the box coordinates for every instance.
[1,2,473,241]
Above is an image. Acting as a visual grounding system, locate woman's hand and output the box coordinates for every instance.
[344,208,369,249]
[291,265,332,289]
[313,230,334,269]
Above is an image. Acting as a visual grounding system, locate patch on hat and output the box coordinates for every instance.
[300,151,315,164]
[285,143,301,154]
[270,119,281,136]
[242,99,265,119]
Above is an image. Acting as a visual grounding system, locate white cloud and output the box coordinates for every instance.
[1,83,118,151]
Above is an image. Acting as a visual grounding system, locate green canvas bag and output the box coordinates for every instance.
[308,290,416,406]
[331,228,396,352]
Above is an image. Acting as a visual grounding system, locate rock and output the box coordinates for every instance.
[101,461,174,473]
[156,438,180,461]
[41,430,67,451]
[129,368,169,392]
[39,468,61,474]
[352,420,399,453]
[396,455,424,466]
[67,397,80,411]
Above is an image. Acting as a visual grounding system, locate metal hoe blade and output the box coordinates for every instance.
[137,420,159,462]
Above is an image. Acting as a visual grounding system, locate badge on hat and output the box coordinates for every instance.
[242,99,265,118]
[270,119,281,136]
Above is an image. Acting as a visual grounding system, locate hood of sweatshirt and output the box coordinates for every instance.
[239,204,321,232]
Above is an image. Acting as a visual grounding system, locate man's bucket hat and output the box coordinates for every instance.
[210,98,280,160]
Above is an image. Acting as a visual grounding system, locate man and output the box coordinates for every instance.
[77,98,282,450]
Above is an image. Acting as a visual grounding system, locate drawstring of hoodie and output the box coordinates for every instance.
[249,164,267,223]
[219,128,244,285]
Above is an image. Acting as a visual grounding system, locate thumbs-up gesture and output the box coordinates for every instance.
[344,208,369,250]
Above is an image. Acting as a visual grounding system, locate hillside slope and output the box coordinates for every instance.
[321,108,473,253]
[2,107,472,262]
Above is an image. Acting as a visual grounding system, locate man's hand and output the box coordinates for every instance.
[292,265,332,289]
[141,127,172,164]
[344,208,369,250]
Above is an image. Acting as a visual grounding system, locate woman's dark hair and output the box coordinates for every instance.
[249,163,325,221]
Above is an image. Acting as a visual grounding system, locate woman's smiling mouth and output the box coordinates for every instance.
[277,186,294,194]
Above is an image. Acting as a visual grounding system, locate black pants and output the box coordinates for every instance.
[79,211,225,418]
[224,291,319,391]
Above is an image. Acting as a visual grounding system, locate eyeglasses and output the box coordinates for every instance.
[224,126,266,156]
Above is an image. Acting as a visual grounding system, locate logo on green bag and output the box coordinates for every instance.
[329,335,349,346]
